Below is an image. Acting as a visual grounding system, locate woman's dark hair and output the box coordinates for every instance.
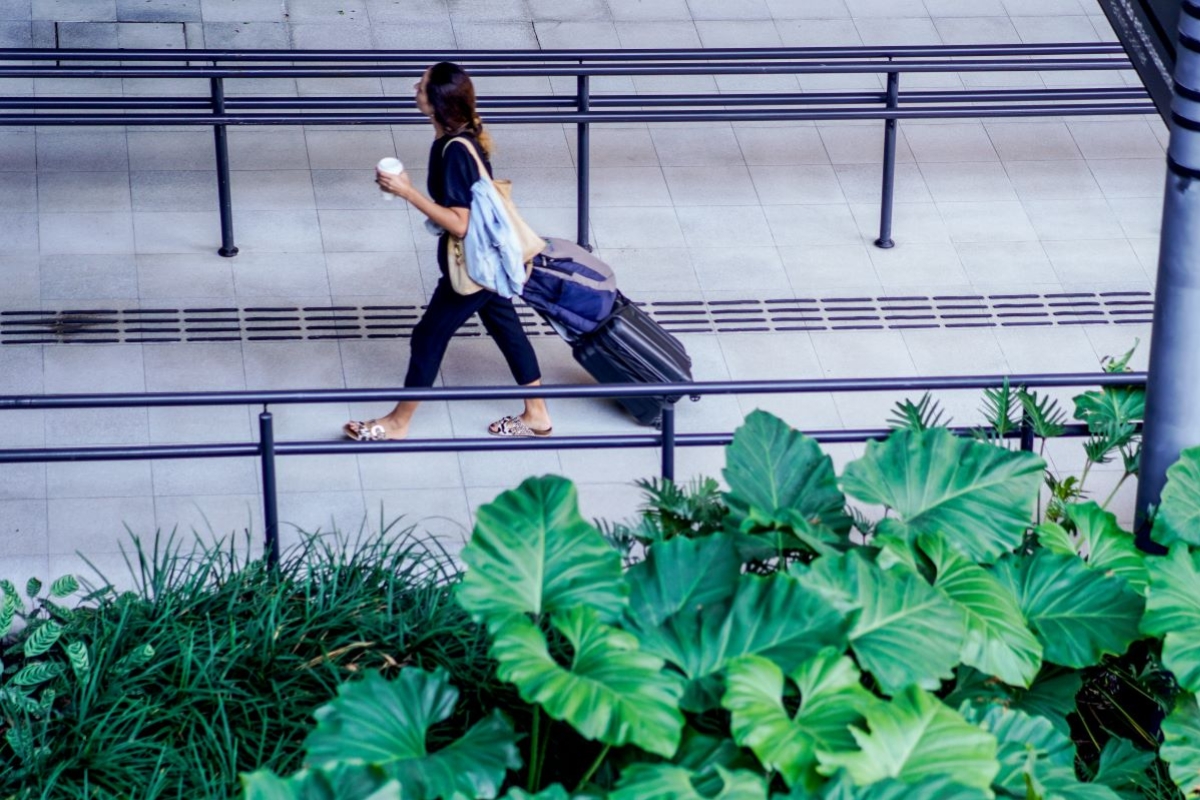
[426,61,493,155]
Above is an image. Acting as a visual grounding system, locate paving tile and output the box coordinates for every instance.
[591,206,683,249]
[47,461,153,498]
[903,123,999,163]
[677,205,772,248]
[1067,121,1164,160]
[317,209,414,253]
[1042,238,1144,284]
[957,241,1053,285]
[903,327,1007,376]
[765,0,849,18]
[232,210,326,253]
[0,133,35,171]
[278,454,362,494]
[854,17,941,45]
[135,253,235,299]
[325,250,425,302]
[748,164,845,205]
[39,171,132,213]
[835,163,930,204]
[782,243,880,291]
[0,211,38,253]
[775,17,860,46]
[365,0,450,23]
[1011,14,1098,43]
[0,465,47,502]
[1107,196,1162,240]
[614,19,700,47]
[242,341,344,390]
[534,19,619,47]
[0,171,35,211]
[48,496,157,555]
[818,124,914,165]
[0,346,43,394]
[127,131,217,171]
[360,487,473,550]
[452,20,537,48]
[154,493,262,540]
[1004,159,1103,201]
[40,213,134,255]
[0,19,30,45]
[596,247,700,294]
[0,409,46,450]
[918,161,1016,203]
[149,405,254,446]
[227,130,310,171]
[33,0,116,20]
[1023,198,1122,241]
[662,165,759,206]
[688,246,791,294]
[938,201,1038,243]
[0,0,31,19]
[589,166,671,208]
[369,21,457,48]
[0,500,48,557]
[117,0,202,22]
[867,241,966,286]
[924,0,1005,14]
[37,131,128,172]
[687,0,772,19]
[845,0,927,16]
[199,0,280,21]
[130,171,219,212]
[40,253,138,300]
[763,203,861,246]
[133,211,221,254]
[1087,158,1167,199]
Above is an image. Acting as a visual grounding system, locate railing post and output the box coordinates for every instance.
[1019,412,1035,452]
[576,71,591,251]
[259,408,280,568]
[211,73,238,257]
[660,401,676,482]
[875,70,900,249]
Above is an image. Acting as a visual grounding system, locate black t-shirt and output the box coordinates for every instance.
[428,133,493,273]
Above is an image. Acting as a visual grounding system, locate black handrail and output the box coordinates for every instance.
[0,43,1149,254]
[0,372,1147,567]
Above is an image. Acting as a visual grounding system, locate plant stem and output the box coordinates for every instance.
[528,706,542,792]
[1101,471,1131,510]
[575,744,611,793]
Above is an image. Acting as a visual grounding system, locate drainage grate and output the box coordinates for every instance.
[0,291,1154,346]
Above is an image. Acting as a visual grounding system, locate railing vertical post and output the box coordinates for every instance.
[660,401,676,482]
[1019,413,1035,452]
[211,73,238,257]
[259,408,280,568]
[875,70,900,249]
[576,71,591,251]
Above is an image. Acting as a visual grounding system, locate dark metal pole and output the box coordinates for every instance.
[259,408,280,567]
[211,74,238,257]
[1135,0,1200,548]
[1019,413,1035,452]
[576,72,591,251]
[875,70,899,249]
[660,402,676,482]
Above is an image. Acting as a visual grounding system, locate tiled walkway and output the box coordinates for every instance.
[0,0,1163,584]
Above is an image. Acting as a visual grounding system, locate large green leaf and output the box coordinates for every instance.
[992,550,1143,669]
[968,705,1074,796]
[241,766,400,800]
[1141,543,1200,692]
[458,476,626,625]
[1030,766,1122,800]
[1153,445,1200,548]
[723,651,874,790]
[502,788,572,800]
[303,669,520,800]
[841,428,1044,564]
[609,764,768,800]
[1073,387,1144,433]
[816,686,999,791]
[1037,503,1146,593]
[723,410,851,536]
[846,556,965,694]
[946,667,1082,737]
[1161,693,1200,796]
[491,607,684,757]
[818,772,991,800]
[922,534,1042,688]
[626,544,848,705]
[1090,738,1155,800]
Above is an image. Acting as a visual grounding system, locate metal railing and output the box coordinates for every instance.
[0,372,1148,566]
[0,43,1152,254]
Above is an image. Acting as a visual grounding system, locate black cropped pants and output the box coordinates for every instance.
[404,275,542,389]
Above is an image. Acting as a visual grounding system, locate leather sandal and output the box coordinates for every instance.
[488,415,552,438]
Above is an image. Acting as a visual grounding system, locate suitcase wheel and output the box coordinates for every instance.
[689,395,701,402]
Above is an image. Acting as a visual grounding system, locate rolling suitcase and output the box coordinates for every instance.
[572,294,694,428]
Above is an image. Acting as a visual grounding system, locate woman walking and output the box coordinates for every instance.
[344,62,552,441]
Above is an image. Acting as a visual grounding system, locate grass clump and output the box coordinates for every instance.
[0,523,492,799]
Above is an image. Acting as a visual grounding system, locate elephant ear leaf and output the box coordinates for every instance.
[722,650,874,791]
[1153,445,1200,548]
[1141,544,1200,693]
[303,669,520,800]
[841,428,1044,564]
[1160,694,1200,798]
[921,533,1042,688]
[1090,737,1156,800]
[816,686,999,791]
[458,476,626,625]
[993,549,1143,669]
[491,607,685,758]
[723,410,851,537]
[1037,503,1146,593]
[241,765,401,800]
[608,764,768,800]
[846,556,965,694]
[966,704,1074,796]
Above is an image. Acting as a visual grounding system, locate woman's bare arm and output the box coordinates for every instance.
[377,169,470,238]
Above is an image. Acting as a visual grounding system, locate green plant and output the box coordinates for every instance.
[245,408,1200,800]
[0,524,490,799]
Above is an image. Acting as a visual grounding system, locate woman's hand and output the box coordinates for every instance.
[376,167,413,201]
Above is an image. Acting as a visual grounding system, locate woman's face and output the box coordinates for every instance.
[414,69,433,118]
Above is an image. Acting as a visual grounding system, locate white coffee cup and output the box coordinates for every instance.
[377,157,404,201]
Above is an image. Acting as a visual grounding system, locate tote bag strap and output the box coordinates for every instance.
[443,136,491,186]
